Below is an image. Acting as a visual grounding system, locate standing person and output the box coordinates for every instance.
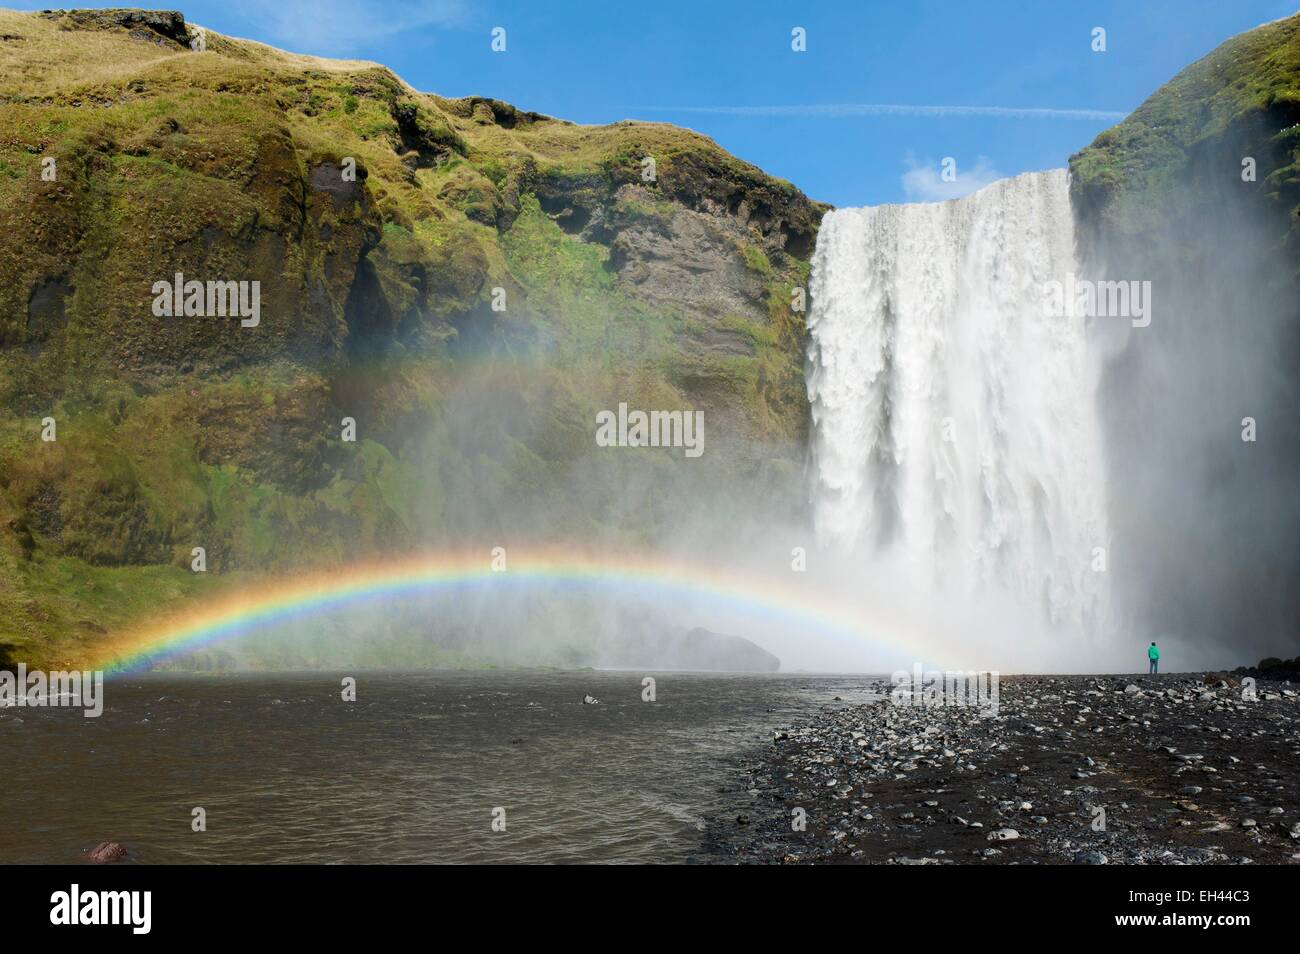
[1148,641,1160,675]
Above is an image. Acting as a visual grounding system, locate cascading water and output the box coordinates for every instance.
[807,169,1109,650]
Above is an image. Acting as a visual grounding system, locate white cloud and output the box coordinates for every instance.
[901,156,1003,203]
[226,0,468,56]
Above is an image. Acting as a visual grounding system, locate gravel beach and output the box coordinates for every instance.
[702,673,1300,864]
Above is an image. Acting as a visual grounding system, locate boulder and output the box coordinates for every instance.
[86,841,127,863]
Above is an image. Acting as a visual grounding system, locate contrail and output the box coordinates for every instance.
[637,103,1129,121]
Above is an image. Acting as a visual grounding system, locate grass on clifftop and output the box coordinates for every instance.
[1070,11,1300,238]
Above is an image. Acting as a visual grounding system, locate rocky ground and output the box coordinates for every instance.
[701,673,1300,864]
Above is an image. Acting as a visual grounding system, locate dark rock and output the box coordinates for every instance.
[86,841,127,863]
[38,9,191,48]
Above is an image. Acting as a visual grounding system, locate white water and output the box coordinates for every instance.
[807,170,1109,661]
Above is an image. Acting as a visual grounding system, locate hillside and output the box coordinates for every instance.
[0,8,827,668]
[1070,11,1300,264]
[1069,13,1300,663]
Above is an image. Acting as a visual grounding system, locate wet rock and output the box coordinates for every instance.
[86,841,127,863]
[700,672,1300,865]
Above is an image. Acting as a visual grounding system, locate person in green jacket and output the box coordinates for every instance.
[1148,641,1160,674]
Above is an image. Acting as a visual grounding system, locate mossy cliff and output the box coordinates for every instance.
[0,8,828,667]
[8,9,1295,670]
[1069,14,1300,659]
[1070,12,1300,269]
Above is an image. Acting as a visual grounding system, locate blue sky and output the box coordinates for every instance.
[21,1,1300,206]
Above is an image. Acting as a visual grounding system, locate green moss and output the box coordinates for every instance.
[0,551,213,669]
[740,242,774,278]
[614,192,676,226]
[1071,13,1300,237]
[0,8,826,668]
[501,194,677,359]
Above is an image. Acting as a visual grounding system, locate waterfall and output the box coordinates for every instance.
[806,169,1108,637]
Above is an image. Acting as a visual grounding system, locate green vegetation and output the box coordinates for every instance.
[1070,12,1300,258]
[0,8,825,667]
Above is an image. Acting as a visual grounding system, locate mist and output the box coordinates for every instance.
[187,170,1296,677]
[1080,148,1300,670]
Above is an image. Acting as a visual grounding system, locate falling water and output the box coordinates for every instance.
[807,169,1108,637]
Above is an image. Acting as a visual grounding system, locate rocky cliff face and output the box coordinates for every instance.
[0,8,827,666]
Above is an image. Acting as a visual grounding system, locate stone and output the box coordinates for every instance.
[86,841,127,864]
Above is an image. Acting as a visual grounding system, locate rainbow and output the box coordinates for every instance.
[92,546,937,672]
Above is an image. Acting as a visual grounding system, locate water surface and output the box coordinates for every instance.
[2,670,868,863]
